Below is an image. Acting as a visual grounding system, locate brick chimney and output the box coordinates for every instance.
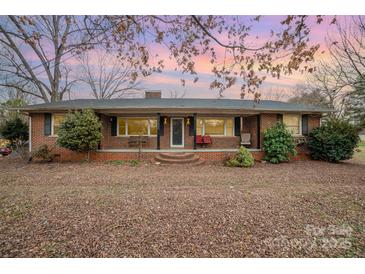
[145,90,161,99]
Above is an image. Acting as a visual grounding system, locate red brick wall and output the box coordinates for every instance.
[88,150,264,162]
[242,115,259,148]
[30,112,321,162]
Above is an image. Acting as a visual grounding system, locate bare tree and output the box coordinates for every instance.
[327,16,365,89]
[260,87,291,101]
[0,86,33,104]
[288,84,330,107]
[0,16,107,102]
[0,15,331,101]
[77,49,142,99]
[305,63,350,118]
[301,16,365,119]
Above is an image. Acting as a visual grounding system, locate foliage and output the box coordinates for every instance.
[57,109,102,161]
[0,98,27,122]
[106,159,141,166]
[345,79,365,127]
[31,144,56,162]
[308,119,360,163]
[106,160,125,165]
[0,116,28,147]
[129,159,140,167]
[0,116,29,160]
[263,122,297,164]
[225,146,254,167]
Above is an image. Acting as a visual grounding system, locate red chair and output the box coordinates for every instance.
[203,135,212,144]
[196,135,204,144]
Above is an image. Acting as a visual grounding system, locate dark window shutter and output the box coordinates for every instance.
[302,114,309,136]
[159,116,164,136]
[44,113,51,136]
[111,116,117,136]
[188,116,194,136]
[277,114,283,123]
[234,117,240,136]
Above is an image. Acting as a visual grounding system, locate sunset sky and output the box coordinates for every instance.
[18,15,353,100]
[118,16,346,100]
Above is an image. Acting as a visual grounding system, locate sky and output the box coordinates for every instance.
[134,15,343,100]
[104,15,345,100]
[4,15,351,101]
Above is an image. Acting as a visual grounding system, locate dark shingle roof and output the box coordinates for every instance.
[18,98,332,113]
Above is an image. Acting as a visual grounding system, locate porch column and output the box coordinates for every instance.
[193,113,197,150]
[157,113,161,150]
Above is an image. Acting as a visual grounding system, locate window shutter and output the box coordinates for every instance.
[302,114,309,136]
[234,117,240,136]
[111,116,117,136]
[44,113,51,136]
[188,116,194,136]
[159,116,164,136]
[277,114,283,123]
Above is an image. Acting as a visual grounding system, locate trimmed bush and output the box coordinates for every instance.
[308,119,360,163]
[57,109,102,161]
[225,146,254,167]
[263,122,297,164]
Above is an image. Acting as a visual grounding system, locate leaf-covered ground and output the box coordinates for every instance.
[0,157,364,257]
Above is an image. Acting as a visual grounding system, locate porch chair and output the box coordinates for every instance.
[240,133,251,147]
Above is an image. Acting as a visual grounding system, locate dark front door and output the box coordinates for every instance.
[171,118,184,147]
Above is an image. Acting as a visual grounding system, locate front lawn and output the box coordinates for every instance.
[0,158,364,257]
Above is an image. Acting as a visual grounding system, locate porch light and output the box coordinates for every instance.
[164,117,168,125]
[186,118,190,126]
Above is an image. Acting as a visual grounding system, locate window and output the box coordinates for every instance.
[117,118,157,136]
[52,114,65,136]
[128,119,148,135]
[225,119,233,137]
[283,114,301,135]
[205,119,225,135]
[196,118,234,136]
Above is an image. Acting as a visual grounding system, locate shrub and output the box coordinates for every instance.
[0,116,29,159]
[31,144,56,162]
[225,146,254,167]
[0,116,28,147]
[308,119,360,163]
[57,109,102,161]
[263,122,297,164]
[129,159,140,167]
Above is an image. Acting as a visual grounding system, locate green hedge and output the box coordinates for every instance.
[263,122,296,164]
[225,146,254,167]
[308,119,360,163]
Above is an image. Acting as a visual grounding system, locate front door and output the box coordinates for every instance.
[170,118,184,147]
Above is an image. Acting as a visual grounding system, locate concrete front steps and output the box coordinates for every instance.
[154,152,204,165]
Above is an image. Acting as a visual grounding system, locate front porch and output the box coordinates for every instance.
[99,113,262,151]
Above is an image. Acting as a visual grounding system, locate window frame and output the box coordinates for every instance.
[196,118,234,137]
[51,113,66,137]
[282,114,302,136]
[117,117,157,137]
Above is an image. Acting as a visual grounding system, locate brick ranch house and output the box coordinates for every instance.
[19,91,331,162]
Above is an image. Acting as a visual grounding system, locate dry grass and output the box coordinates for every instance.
[0,157,364,258]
